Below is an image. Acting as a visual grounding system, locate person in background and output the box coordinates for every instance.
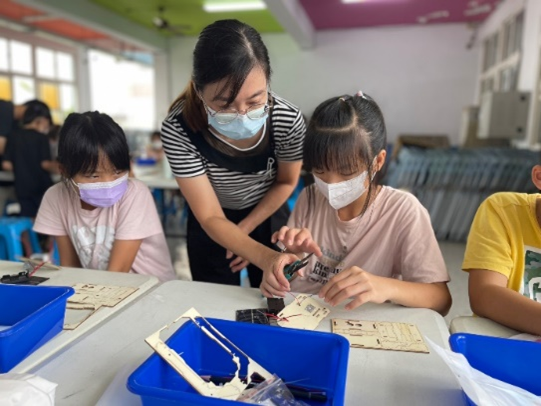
[268,92,452,315]
[34,111,176,282]
[462,161,541,336]
[161,19,305,287]
[0,99,35,156]
[48,124,61,162]
[2,100,56,218]
[146,131,165,162]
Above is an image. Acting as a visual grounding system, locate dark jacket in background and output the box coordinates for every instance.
[4,128,53,217]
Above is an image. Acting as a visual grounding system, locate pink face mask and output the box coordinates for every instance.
[73,174,128,208]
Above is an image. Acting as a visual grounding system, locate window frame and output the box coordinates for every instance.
[479,10,524,97]
[0,26,80,122]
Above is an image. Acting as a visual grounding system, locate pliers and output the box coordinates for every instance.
[283,253,314,281]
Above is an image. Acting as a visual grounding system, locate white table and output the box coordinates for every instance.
[33,280,464,405]
[0,171,14,182]
[138,176,178,190]
[0,261,159,373]
[449,316,519,338]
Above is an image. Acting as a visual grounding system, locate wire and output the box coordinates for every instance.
[287,291,301,305]
[28,262,45,277]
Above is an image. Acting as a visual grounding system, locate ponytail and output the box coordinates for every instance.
[169,80,207,133]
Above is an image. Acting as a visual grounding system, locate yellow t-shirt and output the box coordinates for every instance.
[462,192,541,299]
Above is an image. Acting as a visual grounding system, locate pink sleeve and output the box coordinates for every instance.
[395,194,449,283]
[33,186,68,236]
[115,181,164,240]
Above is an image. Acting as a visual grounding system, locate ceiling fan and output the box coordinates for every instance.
[152,6,191,35]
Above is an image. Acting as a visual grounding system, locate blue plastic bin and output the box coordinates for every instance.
[449,333,541,405]
[0,284,74,372]
[128,318,349,405]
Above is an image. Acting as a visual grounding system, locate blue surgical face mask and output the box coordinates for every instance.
[206,105,267,141]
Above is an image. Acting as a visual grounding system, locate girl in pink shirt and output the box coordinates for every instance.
[34,112,176,282]
[264,92,451,315]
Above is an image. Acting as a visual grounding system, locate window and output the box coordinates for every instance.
[0,39,8,71]
[479,11,524,97]
[0,29,78,123]
[88,49,155,130]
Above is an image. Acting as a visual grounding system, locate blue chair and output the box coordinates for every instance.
[51,239,60,265]
[0,217,41,261]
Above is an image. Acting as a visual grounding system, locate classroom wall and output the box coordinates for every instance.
[163,23,479,145]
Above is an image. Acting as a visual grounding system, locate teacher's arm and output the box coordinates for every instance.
[239,160,302,234]
[176,174,297,283]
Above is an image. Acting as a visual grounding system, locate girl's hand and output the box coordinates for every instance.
[226,219,254,272]
[260,251,300,298]
[271,226,323,258]
[319,266,391,310]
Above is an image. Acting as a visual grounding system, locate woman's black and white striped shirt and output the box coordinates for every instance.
[161,92,306,210]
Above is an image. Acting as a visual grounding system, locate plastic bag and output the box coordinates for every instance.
[0,373,56,406]
[238,375,308,406]
[427,338,541,406]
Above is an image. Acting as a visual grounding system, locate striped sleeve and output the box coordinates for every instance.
[160,106,206,178]
[272,95,306,162]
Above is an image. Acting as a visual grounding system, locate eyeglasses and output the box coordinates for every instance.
[200,95,271,125]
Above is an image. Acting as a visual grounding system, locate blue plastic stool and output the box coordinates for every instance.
[287,177,305,212]
[0,217,41,260]
[51,240,60,265]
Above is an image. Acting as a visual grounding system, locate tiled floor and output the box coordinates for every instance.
[167,237,472,324]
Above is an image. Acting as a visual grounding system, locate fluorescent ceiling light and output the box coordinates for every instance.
[203,1,267,12]
[341,0,367,3]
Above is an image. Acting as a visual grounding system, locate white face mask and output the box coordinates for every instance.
[314,171,369,210]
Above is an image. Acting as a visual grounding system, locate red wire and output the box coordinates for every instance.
[287,291,301,305]
[28,262,45,277]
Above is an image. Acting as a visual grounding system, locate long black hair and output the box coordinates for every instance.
[170,19,272,132]
[57,111,130,179]
[305,92,387,216]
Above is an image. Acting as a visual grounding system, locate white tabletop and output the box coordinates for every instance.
[33,280,463,405]
[138,176,178,190]
[449,316,519,338]
[0,171,13,182]
[0,261,159,373]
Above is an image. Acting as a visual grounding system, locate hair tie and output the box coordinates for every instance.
[356,90,367,99]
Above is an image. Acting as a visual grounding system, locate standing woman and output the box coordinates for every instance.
[161,20,305,287]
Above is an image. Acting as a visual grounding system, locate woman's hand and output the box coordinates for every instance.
[271,226,323,258]
[226,220,254,272]
[226,251,249,273]
[260,251,300,298]
[319,266,391,310]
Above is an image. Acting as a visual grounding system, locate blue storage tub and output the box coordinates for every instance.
[128,318,349,405]
[449,333,541,405]
[0,284,74,372]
